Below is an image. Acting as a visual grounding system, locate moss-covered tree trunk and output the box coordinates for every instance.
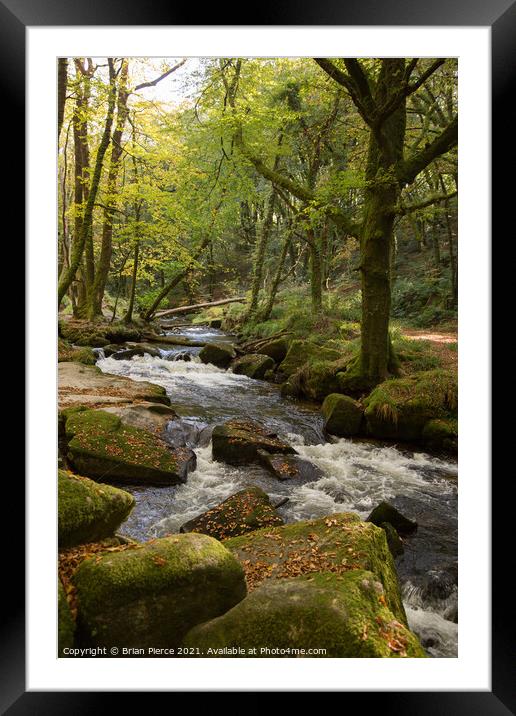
[244,189,276,322]
[308,230,323,314]
[57,58,68,140]
[89,59,129,320]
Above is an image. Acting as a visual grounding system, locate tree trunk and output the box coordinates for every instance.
[123,241,140,324]
[244,189,276,321]
[308,233,323,313]
[57,58,68,140]
[258,230,292,321]
[89,59,130,319]
[58,59,117,307]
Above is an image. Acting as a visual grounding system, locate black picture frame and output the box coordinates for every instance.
[5,0,513,710]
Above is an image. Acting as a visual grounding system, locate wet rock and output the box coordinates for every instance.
[199,342,236,368]
[58,469,135,547]
[73,534,247,649]
[422,418,458,454]
[63,407,196,486]
[164,418,208,449]
[183,570,425,658]
[180,487,283,540]
[257,450,324,482]
[380,522,404,557]
[164,350,191,362]
[209,318,222,328]
[231,353,275,379]
[111,343,161,360]
[367,501,418,536]
[225,512,407,624]
[321,393,363,436]
[102,403,177,435]
[58,362,170,410]
[250,337,290,363]
[212,419,296,466]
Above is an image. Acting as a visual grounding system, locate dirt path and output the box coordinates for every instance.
[401,327,457,371]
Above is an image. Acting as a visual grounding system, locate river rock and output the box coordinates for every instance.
[321,393,363,436]
[183,570,425,658]
[58,338,97,366]
[58,578,75,655]
[257,450,323,482]
[102,403,177,435]
[279,339,341,377]
[58,362,170,410]
[231,354,275,379]
[199,342,236,368]
[248,337,289,363]
[224,512,407,624]
[422,418,458,454]
[180,487,283,540]
[72,534,247,648]
[63,407,196,486]
[363,369,457,443]
[366,501,418,536]
[58,469,135,547]
[380,522,404,557]
[209,318,222,328]
[212,419,296,466]
[59,320,141,347]
[163,417,209,448]
[111,343,161,360]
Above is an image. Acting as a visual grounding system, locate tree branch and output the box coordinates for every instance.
[397,190,457,215]
[134,59,186,91]
[397,115,458,186]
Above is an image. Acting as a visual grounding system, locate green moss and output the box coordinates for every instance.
[279,340,342,377]
[181,487,283,540]
[422,418,458,454]
[380,522,404,557]
[225,512,407,625]
[321,393,363,436]
[58,578,75,655]
[64,408,192,485]
[58,338,96,365]
[232,354,275,379]
[58,469,135,547]
[199,342,236,368]
[73,534,247,648]
[60,321,141,347]
[183,570,425,658]
[363,369,457,441]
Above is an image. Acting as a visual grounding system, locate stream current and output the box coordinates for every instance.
[96,323,458,658]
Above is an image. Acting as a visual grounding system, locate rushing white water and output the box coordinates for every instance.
[97,344,458,658]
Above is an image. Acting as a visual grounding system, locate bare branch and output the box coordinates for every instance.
[133,59,187,91]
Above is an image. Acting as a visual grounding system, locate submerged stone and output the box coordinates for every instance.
[58,469,135,547]
[183,570,425,658]
[180,487,283,540]
[366,501,418,536]
[73,534,247,648]
[211,419,296,466]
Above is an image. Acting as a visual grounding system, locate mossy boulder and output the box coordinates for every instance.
[58,578,75,655]
[183,570,425,658]
[321,393,363,436]
[58,361,170,410]
[60,320,141,347]
[363,369,457,442]
[366,501,417,536]
[254,337,290,363]
[180,487,283,540]
[58,338,97,365]
[257,450,324,482]
[279,340,341,377]
[422,418,458,454]
[225,512,407,625]
[199,342,236,368]
[64,408,196,485]
[212,419,296,466]
[380,522,404,557]
[72,534,247,648]
[231,353,275,379]
[58,469,135,547]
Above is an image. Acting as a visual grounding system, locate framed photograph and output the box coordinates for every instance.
[4,0,510,708]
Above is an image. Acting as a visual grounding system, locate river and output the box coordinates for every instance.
[96,323,458,658]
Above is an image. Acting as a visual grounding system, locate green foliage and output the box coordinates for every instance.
[391,275,456,327]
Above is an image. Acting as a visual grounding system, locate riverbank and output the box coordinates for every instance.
[57,317,458,658]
